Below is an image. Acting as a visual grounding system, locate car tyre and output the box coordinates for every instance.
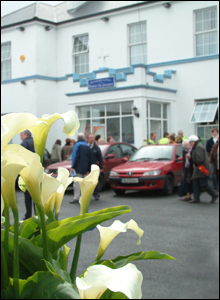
[114,189,126,196]
[163,174,174,195]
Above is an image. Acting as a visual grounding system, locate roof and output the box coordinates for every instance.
[1,1,153,29]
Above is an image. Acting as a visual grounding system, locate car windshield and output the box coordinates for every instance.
[98,144,109,154]
[129,146,174,162]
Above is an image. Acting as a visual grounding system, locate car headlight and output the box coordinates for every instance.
[110,171,119,177]
[143,170,161,176]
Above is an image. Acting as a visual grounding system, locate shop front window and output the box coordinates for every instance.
[77,101,134,144]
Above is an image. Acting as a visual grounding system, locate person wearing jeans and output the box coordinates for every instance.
[188,135,218,204]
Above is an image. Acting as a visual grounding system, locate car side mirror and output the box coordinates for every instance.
[105,154,114,159]
[122,157,128,162]
[176,156,183,162]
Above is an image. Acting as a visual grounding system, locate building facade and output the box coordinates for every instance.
[1,1,219,150]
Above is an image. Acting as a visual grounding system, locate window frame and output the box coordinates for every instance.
[190,99,219,123]
[72,33,89,74]
[194,6,218,57]
[1,41,11,81]
[128,20,147,66]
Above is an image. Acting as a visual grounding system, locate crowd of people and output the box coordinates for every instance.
[19,126,219,219]
[180,127,219,204]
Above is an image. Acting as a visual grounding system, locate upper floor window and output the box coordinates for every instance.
[128,21,147,65]
[195,7,218,56]
[1,42,11,80]
[72,34,89,74]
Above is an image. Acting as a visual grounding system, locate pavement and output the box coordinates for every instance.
[11,186,219,299]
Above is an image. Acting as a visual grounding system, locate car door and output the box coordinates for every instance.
[173,145,183,185]
[104,144,123,180]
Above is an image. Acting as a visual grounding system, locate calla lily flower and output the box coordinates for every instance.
[31,111,80,162]
[1,113,38,155]
[41,172,61,206]
[72,165,100,215]
[96,219,144,261]
[55,168,73,218]
[5,144,44,210]
[1,150,27,211]
[76,263,143,299]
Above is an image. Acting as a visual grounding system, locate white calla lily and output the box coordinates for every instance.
[55,168,73,218]
[76,263,143,299]
[72,165,100,215]
[1,150,27,211]
[1,113,38,155]
[31,111,80,162]
[96,219,144,261]
[5,144,44,209]
[41,172,61,206]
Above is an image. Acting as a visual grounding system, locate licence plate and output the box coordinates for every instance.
[121,178,139,183]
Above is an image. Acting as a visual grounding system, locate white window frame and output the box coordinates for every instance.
[190,99,219,123]
[128,21,147,65]
[194,6,218,57]
[147,101,169,141]
[72,34,89,74]
[1,42,11,80]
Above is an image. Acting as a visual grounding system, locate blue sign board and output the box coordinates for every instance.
[88,77,115,90]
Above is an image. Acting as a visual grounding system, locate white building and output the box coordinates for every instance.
[1,1,219,151]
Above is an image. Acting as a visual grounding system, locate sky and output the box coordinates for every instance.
[1,1,65,17]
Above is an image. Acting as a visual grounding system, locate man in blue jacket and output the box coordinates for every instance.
[70,133,92,204]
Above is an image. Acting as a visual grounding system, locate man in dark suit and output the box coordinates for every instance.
[206,127,219,189]
[20,130,35,219]
[88,133,103,200]
[70,133,92,204]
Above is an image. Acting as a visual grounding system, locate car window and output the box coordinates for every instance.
[120,144,136,157]
[176,145,183,159]
[106,144,122,158]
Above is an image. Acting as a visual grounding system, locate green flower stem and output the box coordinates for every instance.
[70,234,82,284]
[55,212,59,221]
[3,205,10,270]
[38,207,49,261]
[1,242,9,289]
[12,208,19,299]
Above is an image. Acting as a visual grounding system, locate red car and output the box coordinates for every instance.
[45,142,137,190]
[109,144,183,195]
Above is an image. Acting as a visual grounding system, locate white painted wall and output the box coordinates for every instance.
[1,1,219,150]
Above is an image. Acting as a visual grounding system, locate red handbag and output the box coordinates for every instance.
[198,165,209,176]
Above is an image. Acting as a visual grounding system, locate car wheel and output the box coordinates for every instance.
[163,174,174,195]
[114,189,126,196]
[97,174,105,191]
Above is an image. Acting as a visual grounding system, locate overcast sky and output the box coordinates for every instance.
[1,1,65,17]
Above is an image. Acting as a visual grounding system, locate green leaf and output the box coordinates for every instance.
[52,245,70,271]
[43,259,72,284]
[45,210,56,225]
[31,206,131,255]
[9,216,41,239]
[100,289,128,299]
[20,271,80,299]
[1,277,27,299]
[110,250,176,268]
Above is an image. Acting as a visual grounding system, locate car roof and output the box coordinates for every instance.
[97,142,137,147]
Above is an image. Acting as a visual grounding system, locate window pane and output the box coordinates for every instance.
[191,101,218,123]
[92,119,105,141]
[122,102,133,115]
[150,103,161,118]
[130,44,147,65]
[150,120,161,141]
[79,120,91,138]
[121,144,136,156]
[106,103,120,116]
[92,105,105,118]
[78,106,90,118]
[163,104,168,118]
[107,118,120,142]
[122,117,134,144]
[73,35,88,53]
[163,121,168,133]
